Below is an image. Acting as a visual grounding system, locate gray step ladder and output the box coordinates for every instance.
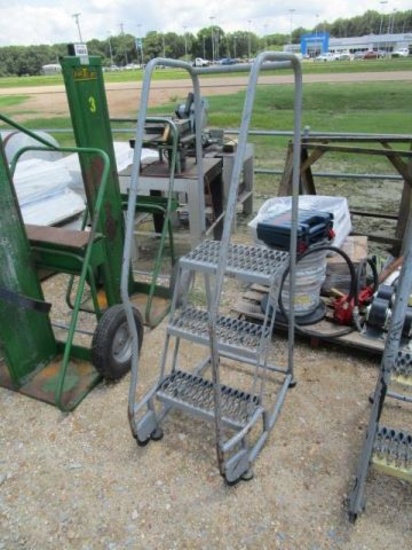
[123,52,303,484]
[348,217,412,521]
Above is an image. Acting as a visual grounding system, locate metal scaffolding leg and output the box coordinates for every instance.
[348,215,412,522]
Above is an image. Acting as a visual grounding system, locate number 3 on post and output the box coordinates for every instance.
[88,96,97,113]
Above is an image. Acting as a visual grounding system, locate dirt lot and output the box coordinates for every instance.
[1,291,412,549]
[1,71,412,549]
[1,69,412,121]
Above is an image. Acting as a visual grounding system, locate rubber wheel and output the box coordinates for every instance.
[91,304,144,380]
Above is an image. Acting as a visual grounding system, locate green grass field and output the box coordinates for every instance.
[1,62,411,241]
[0,56,411,88]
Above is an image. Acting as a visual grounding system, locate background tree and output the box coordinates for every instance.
[0,9,411,76]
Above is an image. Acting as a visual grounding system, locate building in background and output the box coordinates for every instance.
[284,32,412,57]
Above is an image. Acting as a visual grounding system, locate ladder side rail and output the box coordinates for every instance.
[253,270,286,405]
[139,116,179,325]
[348,213,412,520]
[205,53,302,473]
[208,55,264,474]
[124,57,204,430]
[192,60,291,76]
[288,56,304,376]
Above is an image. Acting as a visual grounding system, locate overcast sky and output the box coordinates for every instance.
[0,1,410,47]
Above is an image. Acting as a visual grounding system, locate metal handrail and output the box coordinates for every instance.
[2,118,410,183]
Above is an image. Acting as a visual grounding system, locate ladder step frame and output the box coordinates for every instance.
[125,53,303,483]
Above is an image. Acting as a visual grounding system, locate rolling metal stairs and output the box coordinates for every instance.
[348,219,412,521]
[122,52,303,484]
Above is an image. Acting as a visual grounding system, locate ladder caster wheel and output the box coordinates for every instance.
[151,427,164,441]
[135,427,162,446]
[224,471,254,486]
[368,392,374,404]
[224,469,254,486]
[288,378,297,388]
[91,304,144,380]
[241,469,254,481]
[348,511,358,524]
[136,436,151,447]
[224,476,241,487]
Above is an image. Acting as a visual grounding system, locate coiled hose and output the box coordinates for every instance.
[277,244,379,338]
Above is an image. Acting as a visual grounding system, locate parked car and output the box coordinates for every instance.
[334,52,352,61]
[376,49,389,58]
[362,50,378,59]
[193,57,210,67]
[353,51,365,60]
[314,52,336,62]
[392,48,410,57]
[217,57,237,65]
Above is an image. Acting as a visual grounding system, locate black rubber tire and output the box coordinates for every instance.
[91,304,144,380]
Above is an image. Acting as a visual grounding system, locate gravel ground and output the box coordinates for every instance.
[2,71,412,549]
[1,275,412,549]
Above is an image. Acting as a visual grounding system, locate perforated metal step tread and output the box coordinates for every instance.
[180,240,289,285]
[390,349,412,387]
[372,425,412,481]
[168,306,270,358]
[156,369,261,429]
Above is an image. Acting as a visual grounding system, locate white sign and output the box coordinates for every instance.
[74,43,89,64]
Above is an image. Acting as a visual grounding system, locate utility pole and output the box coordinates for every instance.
[119,22,128,65]
[389,9,397,34]
[210,16,215,62]
[107,32,114,66]
[137,24,144,66]
[72,13,83,42]
[183,25,188,59]
[248,20,252,60]
[289,9,296,47]
[379,1,388,35]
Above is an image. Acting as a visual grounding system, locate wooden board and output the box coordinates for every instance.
[232,284,386,355]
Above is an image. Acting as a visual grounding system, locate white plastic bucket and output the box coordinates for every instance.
[281,248,327,316]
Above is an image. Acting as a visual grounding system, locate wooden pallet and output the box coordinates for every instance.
[232,284,386,355]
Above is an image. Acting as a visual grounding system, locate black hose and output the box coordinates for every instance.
[277,243,363,338]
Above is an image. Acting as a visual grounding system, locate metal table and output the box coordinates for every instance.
[119,156,223,246]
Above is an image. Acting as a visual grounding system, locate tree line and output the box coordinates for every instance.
[0,9,411,77]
